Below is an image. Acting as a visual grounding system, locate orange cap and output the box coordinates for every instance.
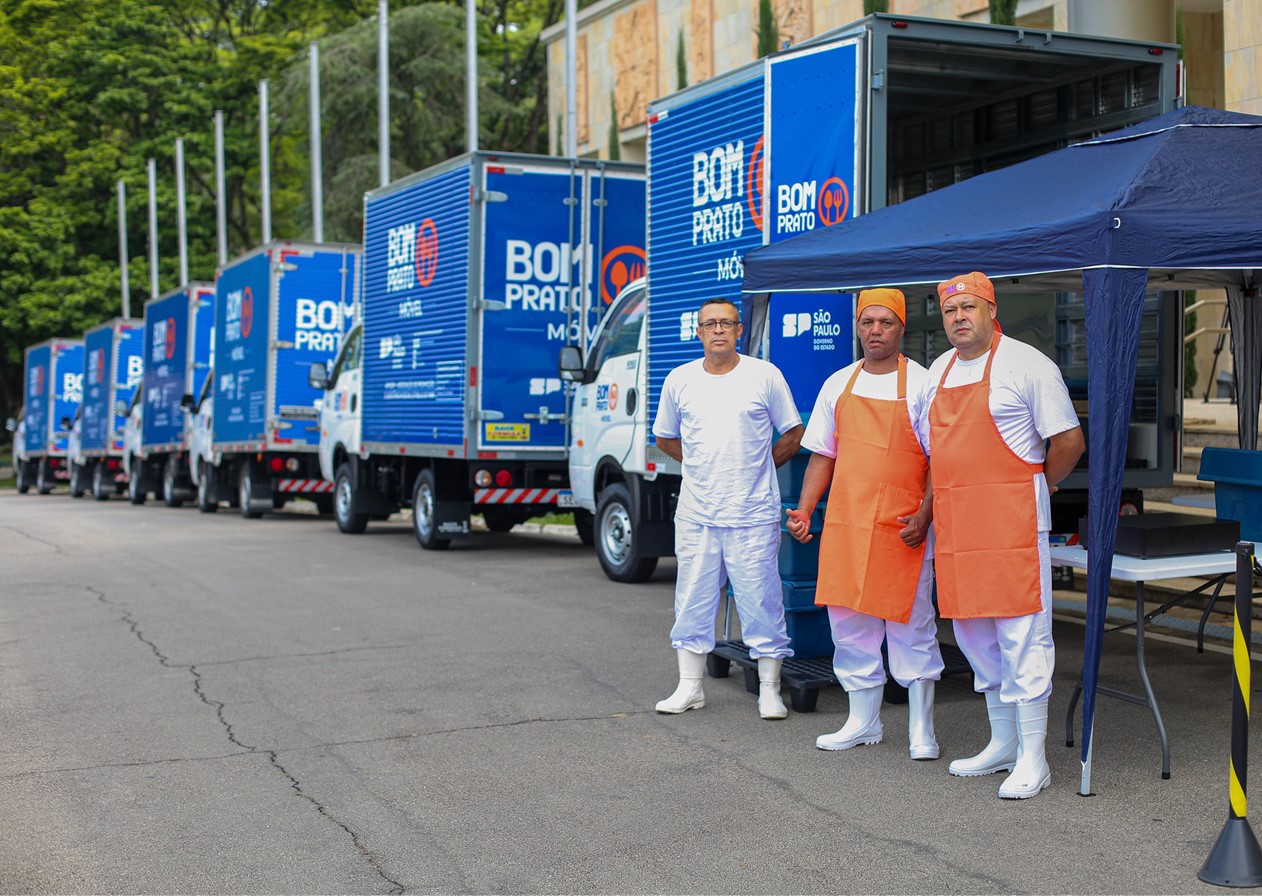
[857,288,906,325]
[937,271,996,307]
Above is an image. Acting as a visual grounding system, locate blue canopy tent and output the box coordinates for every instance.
[741,105,1262,794]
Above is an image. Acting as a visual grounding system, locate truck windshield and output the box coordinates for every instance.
[330,326,363,383]
[591,289,646,374]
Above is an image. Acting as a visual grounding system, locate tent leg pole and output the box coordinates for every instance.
[1080,720,1094,796]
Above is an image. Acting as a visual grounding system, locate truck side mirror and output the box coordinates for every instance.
[558,346,588,384]
[308,361,330,391]
[60,416,72,432]
[179,394,195,413]
[4,417,15,433]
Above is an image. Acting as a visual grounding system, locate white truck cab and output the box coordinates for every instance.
[313,323,362,484]
[183,368,220,512]
[560,279,675,582]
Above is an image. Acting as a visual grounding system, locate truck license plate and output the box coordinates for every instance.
[556,490,577,508]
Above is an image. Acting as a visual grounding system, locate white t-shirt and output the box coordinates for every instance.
[921,336,1080,532]
[653,355,802,527]
[802,358,933,459]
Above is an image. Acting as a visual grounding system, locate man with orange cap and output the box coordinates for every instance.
[924,272,1084,799]
[786,288,943,759]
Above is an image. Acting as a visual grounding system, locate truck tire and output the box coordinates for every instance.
[162,455,184,507]
[334,463,368,534]
[239,462,265,519]
[128,456,147,505]
[595,483,657,583]
[411,469,450,550]
[69,463,85,498]
[36,459,53,495]
[574,508,595,546]
[16,460,30,494]
[481,507,518,533]
[91,462,110,501]
[197,461,218,513]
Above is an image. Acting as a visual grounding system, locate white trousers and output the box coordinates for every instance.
[827,553,944,690]
[952,531,1056,705]
[670,518,792,660]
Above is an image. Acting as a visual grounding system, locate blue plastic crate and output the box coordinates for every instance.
[781,580,819,610]
[785,606,833,657]
[1197,447,1262,542]
[778,502,825,581]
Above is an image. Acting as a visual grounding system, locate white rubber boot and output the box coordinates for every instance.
[907,679,939,761]
[948,691,1018,777]
[655,649,707,714]
[757,657,789,720]
[998,701,1052,799]
[816,685,883,750]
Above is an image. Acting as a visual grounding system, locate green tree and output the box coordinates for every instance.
[863,0,888,14]
[989,0,1018,25]
[608,91,621,160]
[676,28,687,90]
[755,0,778,57]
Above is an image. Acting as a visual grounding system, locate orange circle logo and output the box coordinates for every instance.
[608,383,619,410]
[415,219,439,287]
[600,245,646,305]
[241,286,254,339]
[817,177,850,227]
[746,135,766,233]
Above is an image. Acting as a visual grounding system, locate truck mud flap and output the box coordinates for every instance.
[433,501,471,538]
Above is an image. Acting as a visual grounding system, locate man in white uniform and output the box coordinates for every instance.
[787,289,943,759]
[924,271,1084,799]
[653,297,804,720]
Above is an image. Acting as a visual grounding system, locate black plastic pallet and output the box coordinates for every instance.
[709,639,973,713]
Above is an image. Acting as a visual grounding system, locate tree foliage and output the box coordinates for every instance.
[988,0,1018,26]
[755,0,778,57]
[0,0,564,420]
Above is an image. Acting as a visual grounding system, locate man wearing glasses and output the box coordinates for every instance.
[652,297,804,720]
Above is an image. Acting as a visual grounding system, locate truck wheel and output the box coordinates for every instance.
[481,507,518,533]
[239,462,264,519]
[411,469,450,550]
[36,459,53,495]
[574,508,595,546]
[128,456,147,505]
[197,461,218,513]
[16,460,30,494]
[334,463,368,534]
[69,463,85,498]
[595,483,657,583]
[91,462,110,501]
[162,455,184,507]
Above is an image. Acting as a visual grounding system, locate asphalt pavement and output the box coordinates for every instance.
[1,489,1259,894]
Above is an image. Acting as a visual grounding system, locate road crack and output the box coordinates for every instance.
[89,586,406,894]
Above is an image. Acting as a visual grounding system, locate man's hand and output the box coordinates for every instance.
[785,507,813,544]
[897,505,931,548]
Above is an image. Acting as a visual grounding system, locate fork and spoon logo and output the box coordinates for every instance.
[600,246,647,305]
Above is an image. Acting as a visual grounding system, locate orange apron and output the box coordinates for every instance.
[815,356,929,624]
[928,333,1043,619]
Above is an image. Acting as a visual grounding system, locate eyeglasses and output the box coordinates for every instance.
[698,319,740,332]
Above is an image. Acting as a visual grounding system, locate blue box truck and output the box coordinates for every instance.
[121,282,215,506]
[16,338,84,494]
[309,152,645,547]
[562,13,1180,593]
[67,317,144,500]
[199,240,361,517]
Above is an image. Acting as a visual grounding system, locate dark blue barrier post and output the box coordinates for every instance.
[1200,541,1262,887]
